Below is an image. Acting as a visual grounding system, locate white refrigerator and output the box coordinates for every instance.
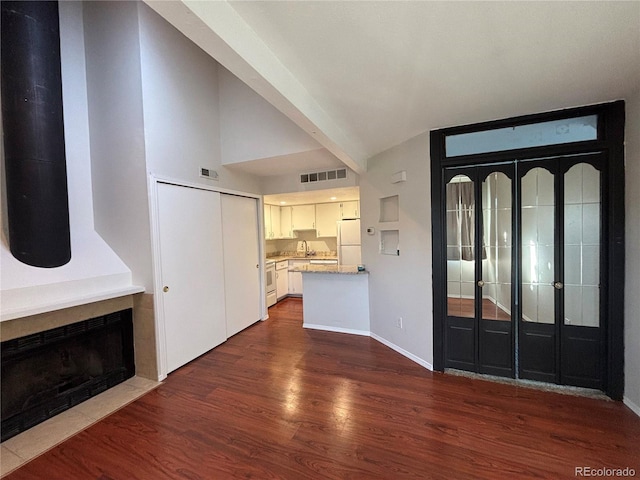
[337,219,362,265]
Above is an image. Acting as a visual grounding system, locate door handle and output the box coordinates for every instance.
[256,264,259,268]
[477,280,485,287]
[553,281,564,290]
[163,286,169,293]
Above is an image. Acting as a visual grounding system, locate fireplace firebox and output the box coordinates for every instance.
[1,309,135,442]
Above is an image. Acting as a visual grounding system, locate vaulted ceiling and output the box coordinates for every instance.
[145,1,640,174]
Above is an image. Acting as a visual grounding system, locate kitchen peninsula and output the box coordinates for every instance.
[292,263,370,335]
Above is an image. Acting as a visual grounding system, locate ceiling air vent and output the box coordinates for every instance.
[200,167,219,180]
[300,168,347,184]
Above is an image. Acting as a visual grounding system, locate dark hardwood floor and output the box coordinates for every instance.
[7,297,639,479]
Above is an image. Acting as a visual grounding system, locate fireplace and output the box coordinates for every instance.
[1,309,135,442]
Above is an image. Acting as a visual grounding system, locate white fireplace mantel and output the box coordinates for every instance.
[1,230,145,322]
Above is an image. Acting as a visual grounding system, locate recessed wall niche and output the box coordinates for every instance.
[380,230,400,256]
[379,195,399,223]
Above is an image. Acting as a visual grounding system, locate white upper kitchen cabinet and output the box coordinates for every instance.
[264,204,280,239]
[315,202,340,237]
[270,205,281,238]
[291,204,315,231]
[264,204,273,239]
[280,206,294,238]
[340,201,360,219]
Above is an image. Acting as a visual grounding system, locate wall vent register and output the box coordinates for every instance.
[200,167,219,180]
[300,168,347,184]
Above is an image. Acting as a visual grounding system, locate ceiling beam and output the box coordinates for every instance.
[142,0,367,174]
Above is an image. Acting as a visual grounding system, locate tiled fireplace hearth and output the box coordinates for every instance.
[0,293,160,476]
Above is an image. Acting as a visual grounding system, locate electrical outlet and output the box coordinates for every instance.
[396,317,403,329]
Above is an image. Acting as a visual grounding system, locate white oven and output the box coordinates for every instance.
[266,261,276,307]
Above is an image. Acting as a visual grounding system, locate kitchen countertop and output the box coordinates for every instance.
[291,264,367,275]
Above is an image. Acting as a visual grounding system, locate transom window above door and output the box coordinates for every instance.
[445,115,599,158]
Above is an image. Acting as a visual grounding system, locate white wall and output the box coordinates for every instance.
[218,67,322,166]
[0,1,133,319]
[137,5,261,194]
[624,90,640,414]
[81,2,265,296]
[359,103,639,409]
[83,1,153,290]
[303,273,370,335]
[1,1,94,236]
[59,2,94,235]
[360,132,433,367]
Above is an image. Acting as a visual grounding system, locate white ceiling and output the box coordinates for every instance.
[224,148,345,177]
[147,1,640,175]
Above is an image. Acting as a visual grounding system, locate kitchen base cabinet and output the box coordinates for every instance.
[289,271,303,295]
[288,259,310,295]
[276,261,289,299]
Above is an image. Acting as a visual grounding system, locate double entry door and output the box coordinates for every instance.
[444,154,605,389]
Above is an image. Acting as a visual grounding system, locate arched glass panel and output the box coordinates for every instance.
[446,174,475,318]
[564,163,601,327]
[521,168,555,324]
[482,172,511,321]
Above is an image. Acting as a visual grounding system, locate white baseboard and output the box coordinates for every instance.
[370,333,433,371]
[623,396,640,418]
[303,324,370,336]
[303,325,434,372]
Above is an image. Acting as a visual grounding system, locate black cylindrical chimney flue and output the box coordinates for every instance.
[1,1,71,268]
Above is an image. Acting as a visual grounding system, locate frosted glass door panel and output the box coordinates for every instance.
[447,174,475,318]
[445,115,597,157]
[564,163,601,327]
[482,172,511,321]
[521,167,555,324]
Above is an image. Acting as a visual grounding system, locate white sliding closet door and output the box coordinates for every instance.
[157,183,227,373]
[221,194,262,337]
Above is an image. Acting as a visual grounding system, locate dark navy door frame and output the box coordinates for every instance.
[430,101,625,400]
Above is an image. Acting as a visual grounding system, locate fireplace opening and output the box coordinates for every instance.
[1,309,135,442]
